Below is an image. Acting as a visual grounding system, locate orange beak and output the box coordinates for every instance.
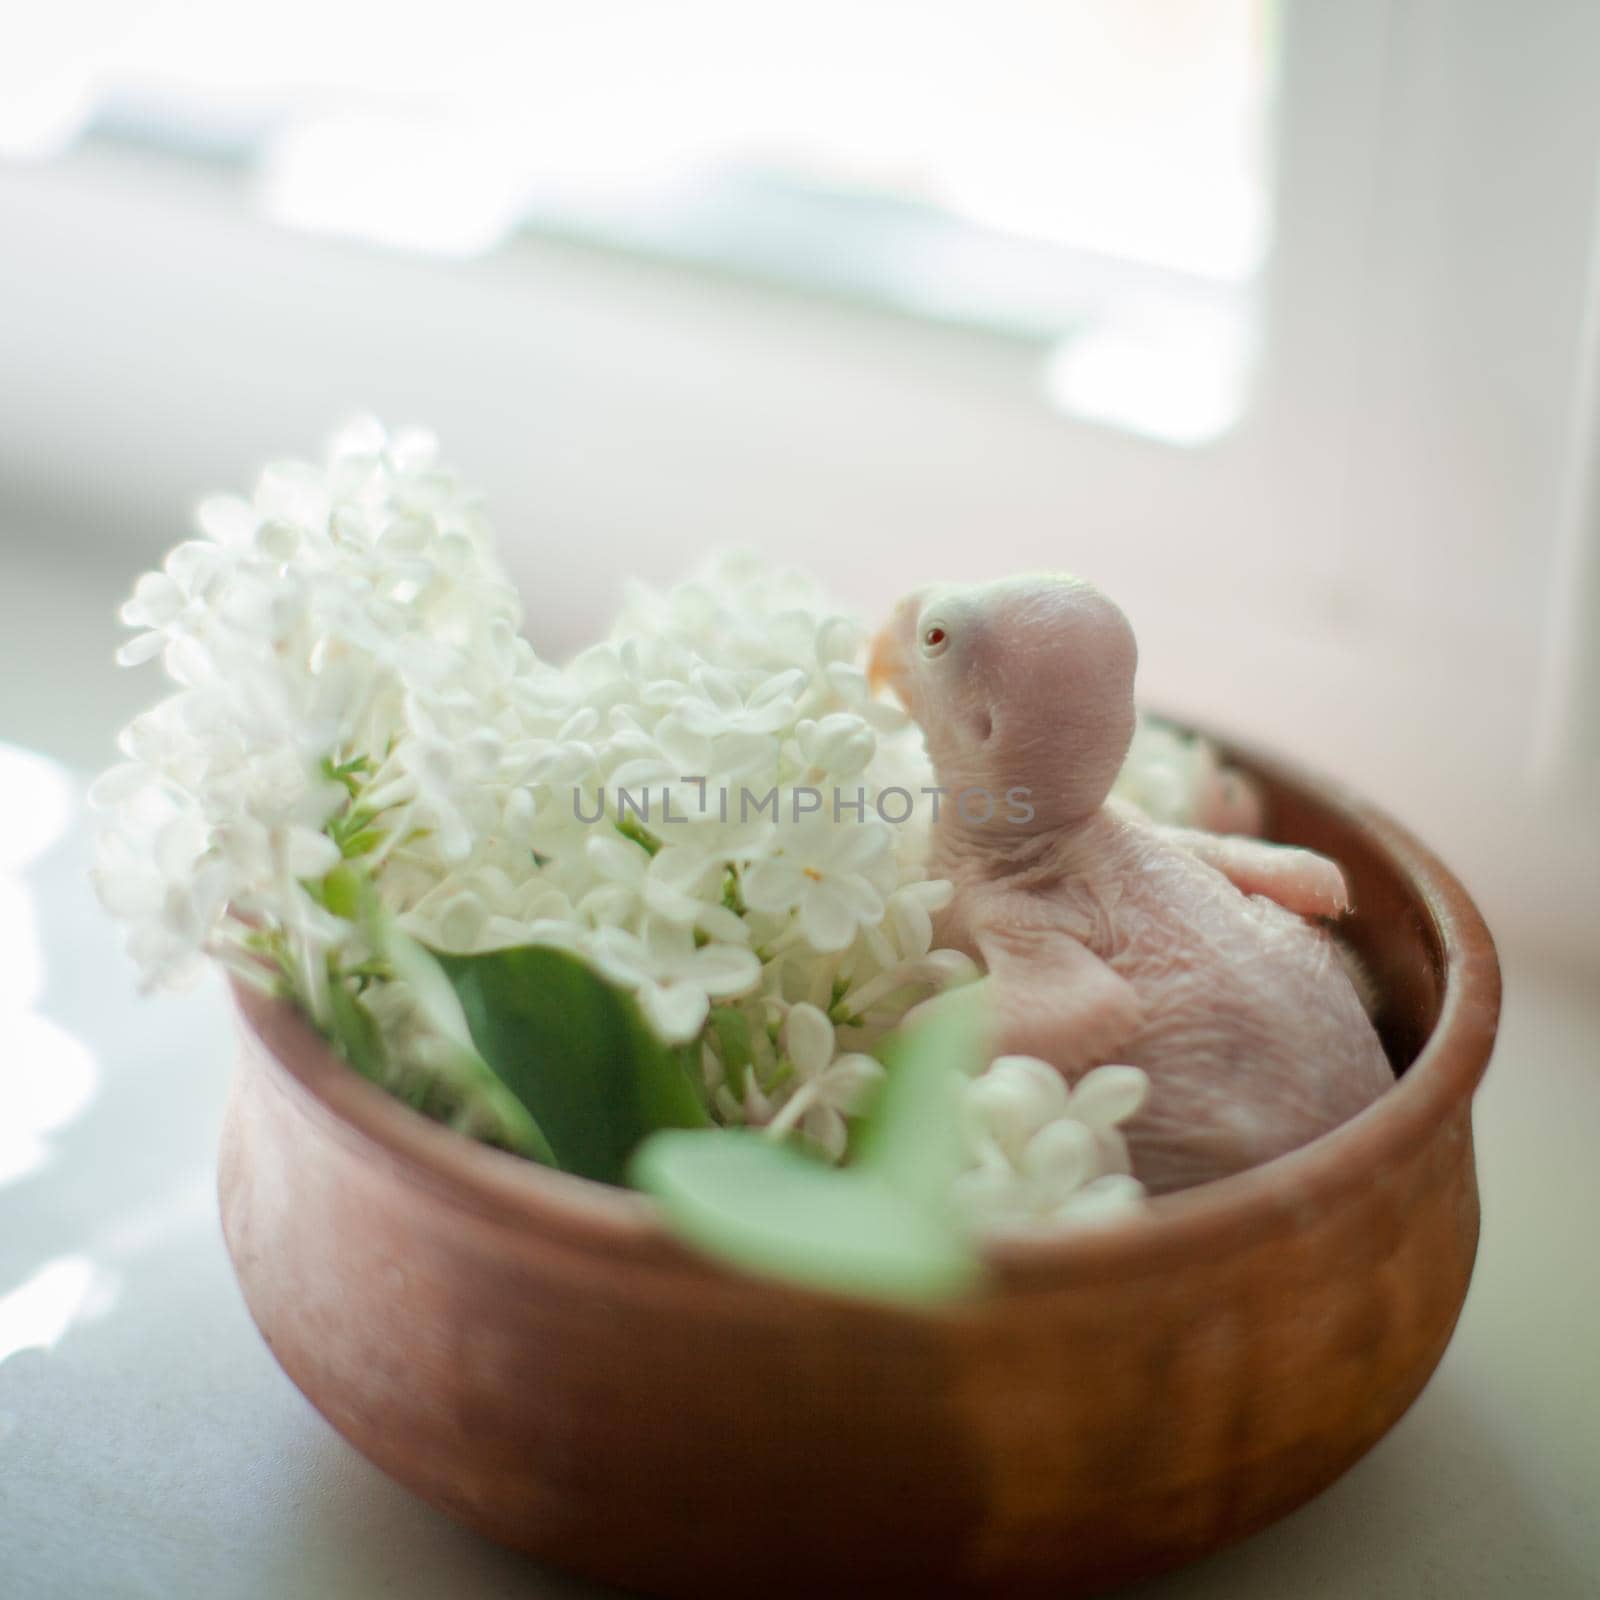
[868,623,907,701]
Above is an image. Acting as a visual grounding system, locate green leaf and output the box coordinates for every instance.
[630,1132,978,1304]
[630,984,990,1304]
[334,867,558,1167]
[387,932,560,1166]
[856,984,986,1208]
[437,945,709,1185]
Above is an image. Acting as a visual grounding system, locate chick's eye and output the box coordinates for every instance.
[921,624,949,656]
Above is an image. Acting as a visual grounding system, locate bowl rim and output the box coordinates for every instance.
[231,728,1501,1295]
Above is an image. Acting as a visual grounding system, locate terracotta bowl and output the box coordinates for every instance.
[218,734,1500,1597]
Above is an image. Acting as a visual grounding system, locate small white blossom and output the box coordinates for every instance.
[1113,716,1243,829]
[589,917,762,1043]
[759,1001,886,1160]
[741,810,899,952]
[953,1057,1150,1231]
[794,713,876,779]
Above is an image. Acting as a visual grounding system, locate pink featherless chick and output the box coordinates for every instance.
[869,574,1393,1194]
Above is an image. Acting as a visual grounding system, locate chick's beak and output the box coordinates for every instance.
[868,622,908,702]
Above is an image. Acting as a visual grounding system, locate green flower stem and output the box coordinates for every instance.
[616,816,663,856]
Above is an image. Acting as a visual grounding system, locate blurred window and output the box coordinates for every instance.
[4,0,1273,442]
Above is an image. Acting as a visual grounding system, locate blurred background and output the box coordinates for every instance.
[1,0,1596,962]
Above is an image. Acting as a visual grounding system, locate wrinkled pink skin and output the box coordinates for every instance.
[874,575,1393,1195]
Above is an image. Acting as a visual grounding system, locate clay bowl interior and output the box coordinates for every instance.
[218,732,1500,1598]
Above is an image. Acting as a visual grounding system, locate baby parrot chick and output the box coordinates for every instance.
[870,574,1393,1194]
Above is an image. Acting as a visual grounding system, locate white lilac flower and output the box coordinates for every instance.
[589,917,763,1043]
[794,713,877,780]
[740,809,900,953]
[577,833,748,942]
[91,418,551,1019]
[760,1002,885,1161]
[1113,716,1223,827]
[952,1057,1150,1231]
[674,666,809,738]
